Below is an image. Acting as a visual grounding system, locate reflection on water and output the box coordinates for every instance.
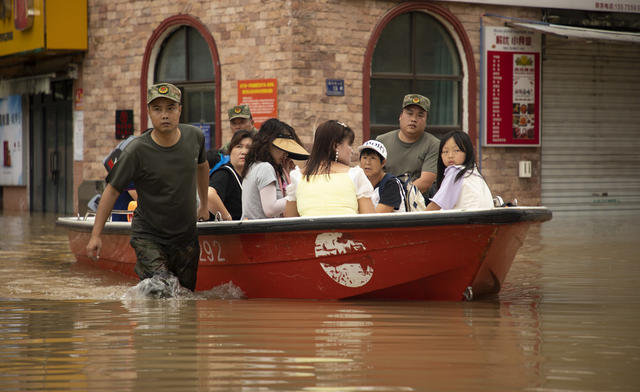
[0,211,639,391]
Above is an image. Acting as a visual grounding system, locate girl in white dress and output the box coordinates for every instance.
[426,130,493,211]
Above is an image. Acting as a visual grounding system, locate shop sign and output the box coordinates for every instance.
[115,110,134,140]
[237,79,277,130]
[444,0,640,13]
[0,95,24,186]
[326,79,345,96]
[482,26,541,147]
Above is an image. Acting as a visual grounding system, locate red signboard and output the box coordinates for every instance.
[115,110,134,140]
[483,26,541,147]
[237,79,277,129]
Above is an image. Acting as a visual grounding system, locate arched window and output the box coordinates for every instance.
[369,11,462,139]
[154,26,216,148]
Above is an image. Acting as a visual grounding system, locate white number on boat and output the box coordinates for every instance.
[315,232,372,288]
[199,240,226,263]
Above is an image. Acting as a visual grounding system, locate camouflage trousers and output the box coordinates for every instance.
[130,236,200,291]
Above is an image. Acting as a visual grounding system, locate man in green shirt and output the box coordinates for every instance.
[376,94,439,194]
[221,104,258,153]
[86,82,209,292]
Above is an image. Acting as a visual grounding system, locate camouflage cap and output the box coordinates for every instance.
[228,104,252,120]
[147,83,181,104]
[402,94,431,112]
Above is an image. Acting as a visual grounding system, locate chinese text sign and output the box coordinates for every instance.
[237,79,278,129]
[483,26,541,146]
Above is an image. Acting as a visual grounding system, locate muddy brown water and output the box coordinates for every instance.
[0,211,638,391]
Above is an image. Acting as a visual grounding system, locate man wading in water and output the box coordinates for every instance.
[86,83,209,295]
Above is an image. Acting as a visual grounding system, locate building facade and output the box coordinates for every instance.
[1,0,638,214]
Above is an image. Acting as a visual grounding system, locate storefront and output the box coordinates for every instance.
[1,0,638,214]
[540,33,640,212]
[0,0,87,214]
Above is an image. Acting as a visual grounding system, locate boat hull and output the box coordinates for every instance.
[58,208,551,300]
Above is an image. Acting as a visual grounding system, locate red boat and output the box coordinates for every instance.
[56,207,551,301]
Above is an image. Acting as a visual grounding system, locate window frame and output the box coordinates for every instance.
[369,12,463,139]
[154,26,216,133]
[140,15,221,147]
[363,3,477,144]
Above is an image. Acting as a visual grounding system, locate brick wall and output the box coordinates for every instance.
[80,0,543,205]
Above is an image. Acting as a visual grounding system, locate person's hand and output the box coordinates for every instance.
[86,235,102,261]
[197,205,209,222]
[285,181,297,201]
[283,157,295,177]
[283,157,295,171]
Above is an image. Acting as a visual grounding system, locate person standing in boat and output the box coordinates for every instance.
[426,130,493,211]
[206,104,259,174]
[222,104,258,152]
[241,119,309,219]
[207,130,253,221]
[358,140,405,213]
[284,120,375,217]
[376,94,439,196]
[86,82,209,292]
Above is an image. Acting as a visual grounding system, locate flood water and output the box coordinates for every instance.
[0,211,639,391]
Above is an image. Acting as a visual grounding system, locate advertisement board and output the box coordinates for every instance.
[483,26,541,147]
[0,96,24,185]
[237,79,278,129]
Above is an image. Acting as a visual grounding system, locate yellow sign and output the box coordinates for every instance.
[0,0,87,58]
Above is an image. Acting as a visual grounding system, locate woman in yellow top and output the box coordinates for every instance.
[285,120,375,217]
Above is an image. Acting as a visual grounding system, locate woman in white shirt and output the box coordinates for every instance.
[426,130,493,211]
[241,119,309,219]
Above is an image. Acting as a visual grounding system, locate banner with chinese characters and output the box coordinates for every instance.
[483,26,541,146]
[237,79,277,130]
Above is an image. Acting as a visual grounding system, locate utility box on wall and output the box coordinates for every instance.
[519,160,532,178]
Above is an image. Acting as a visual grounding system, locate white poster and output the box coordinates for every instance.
[0,95,24,185]
[74,111,84,161]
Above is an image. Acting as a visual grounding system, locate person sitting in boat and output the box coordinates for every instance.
[241,119,309,219]
[207,130,253,221]
[358,140,405,213]
[284,120,375,217]
[376,94,439,197]
[205,104,259,175]
[426,130,493,211]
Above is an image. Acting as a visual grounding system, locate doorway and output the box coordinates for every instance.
[29,80,74,214]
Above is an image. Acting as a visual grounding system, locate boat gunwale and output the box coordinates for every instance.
[56,207,552,235]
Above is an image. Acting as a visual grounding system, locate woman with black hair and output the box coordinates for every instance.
[284,120,375,217]
[241,118,309,219]
[426,130,493,210]
[207,129,252,221]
